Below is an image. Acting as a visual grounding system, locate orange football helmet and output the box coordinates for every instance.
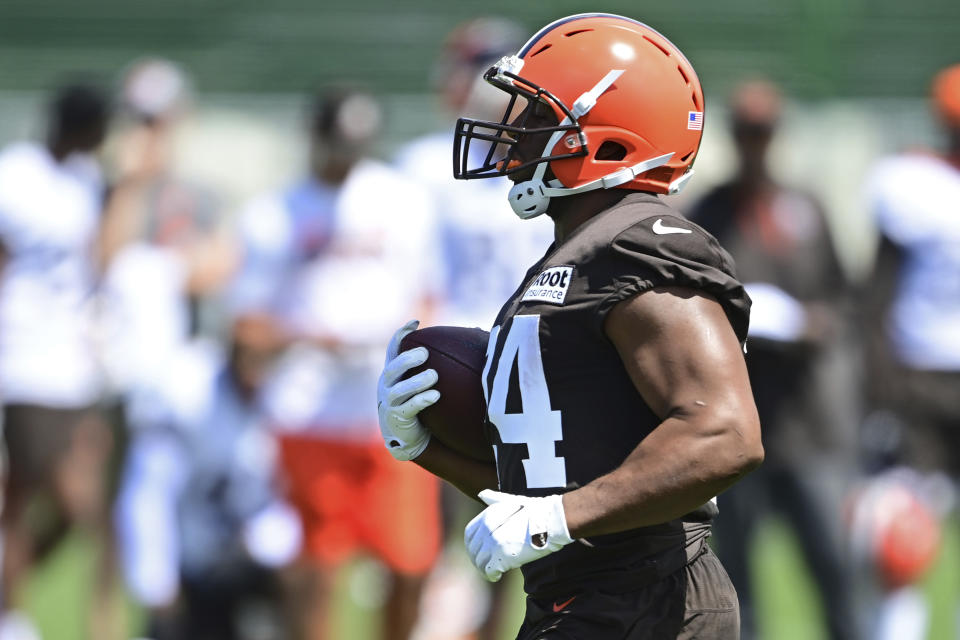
[932,62,960,127]
[847,468,945,590]
[453,13,705,218]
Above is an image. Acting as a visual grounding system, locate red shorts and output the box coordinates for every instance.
[277,433,441,575]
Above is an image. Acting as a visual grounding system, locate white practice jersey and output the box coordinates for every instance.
[99,243,190,394]
[867,153,960,371]
[230,159,437,437]
[0,142,103,407]
[395,131,554,329]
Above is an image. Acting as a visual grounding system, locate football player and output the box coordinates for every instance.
[0,81,116,640]
[688,80,859,640]
[378,13,763,639]
[230,88,441,640]
[860,61,960,640]
[115,315,299,640]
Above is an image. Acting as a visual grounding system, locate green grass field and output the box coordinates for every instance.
[19,517,960,640]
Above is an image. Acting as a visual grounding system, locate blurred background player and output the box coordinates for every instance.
[115,315,300,640]
[859,61,960,640]
[845,466,947,640]
[103,57,234,294]
[688,79,861,640]
[98,57,236,398]
[392,17,553,640]
[394,17,553,330]
[0,81,116,639]
[395,17,553,330]
[95,61,239,640]
[229,87,441,640]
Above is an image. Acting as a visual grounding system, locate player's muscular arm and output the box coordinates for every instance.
[562,286,763,539]
[415,439,499,501]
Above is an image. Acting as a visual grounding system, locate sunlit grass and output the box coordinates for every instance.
[21,518,960,639]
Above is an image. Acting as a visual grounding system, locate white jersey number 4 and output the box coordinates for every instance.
[482,315,566,489]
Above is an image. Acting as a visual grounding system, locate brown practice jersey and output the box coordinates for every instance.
[481,192,751,595]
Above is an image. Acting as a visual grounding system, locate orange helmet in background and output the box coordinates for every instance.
[847,469,945,590]
[453,13,705,219]
[932,63,960,128]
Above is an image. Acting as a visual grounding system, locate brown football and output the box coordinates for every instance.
[400,325,493,463]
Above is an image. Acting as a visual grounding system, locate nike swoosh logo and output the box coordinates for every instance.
[652,218,692,235]
[552,595,577,612]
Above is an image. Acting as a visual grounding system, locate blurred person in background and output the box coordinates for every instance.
[688,79,860,640]
[860,61,960,640]
[392,17,554,640]
[95,61,238,640]
[103,57,235,303]
[98,57,236,398]
[397,18,553,328]
[229,87,440,640]
[395,16,552,328]
[0,81,117,639]
[115,315,300,640]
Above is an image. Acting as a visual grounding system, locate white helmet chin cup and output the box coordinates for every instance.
[508,179,550,219]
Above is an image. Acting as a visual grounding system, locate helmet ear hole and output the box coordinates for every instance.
[595,140,626,161]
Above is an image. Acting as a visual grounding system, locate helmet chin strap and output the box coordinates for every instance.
[509,152,676,219]
[507,68,677,220]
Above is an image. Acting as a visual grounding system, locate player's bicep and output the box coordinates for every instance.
[603,286,755,424]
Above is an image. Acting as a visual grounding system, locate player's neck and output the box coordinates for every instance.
[310,153,359,186]
[548,189,631,244]
[733,166,774,192]
[47,137,79,163]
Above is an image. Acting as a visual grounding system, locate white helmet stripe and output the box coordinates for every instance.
[572,69,623,118]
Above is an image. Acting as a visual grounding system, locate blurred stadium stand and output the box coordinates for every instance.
[0,0,958,97]
[0,0,957,279]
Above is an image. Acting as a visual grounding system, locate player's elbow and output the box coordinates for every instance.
[730,414,764,476]
[737,430,764,476]
[711,409,763,480]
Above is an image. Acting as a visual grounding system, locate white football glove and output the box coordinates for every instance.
[377,320,439,461]
[465,489,574,582]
